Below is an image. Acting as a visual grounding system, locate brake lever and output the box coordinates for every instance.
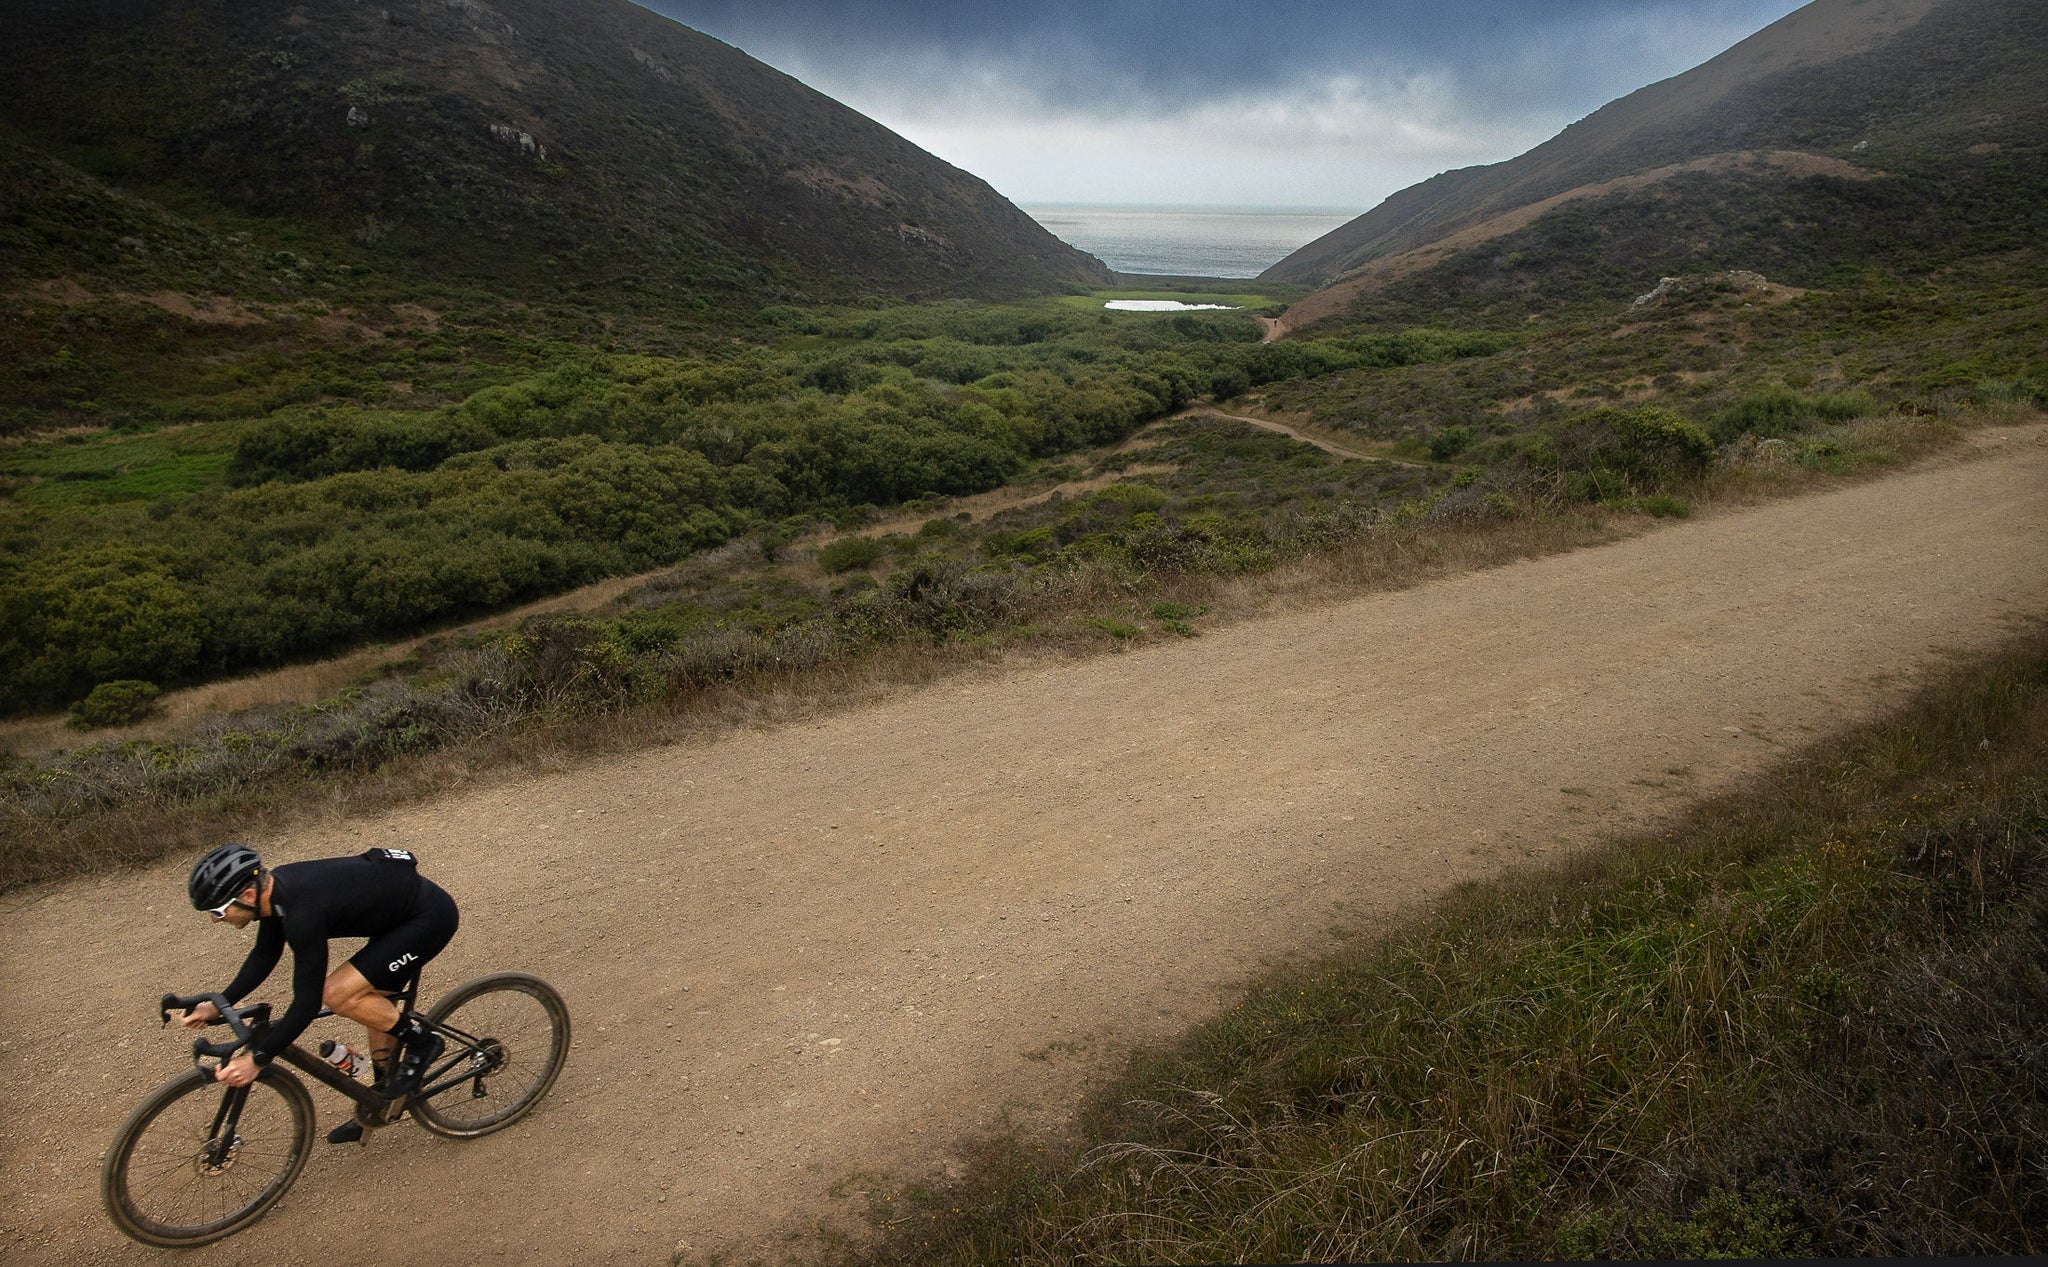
[160,991,257,1073]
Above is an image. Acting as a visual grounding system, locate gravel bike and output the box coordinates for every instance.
[101,971,569,1247]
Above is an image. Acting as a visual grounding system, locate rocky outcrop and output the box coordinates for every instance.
[1630,269,1778,308]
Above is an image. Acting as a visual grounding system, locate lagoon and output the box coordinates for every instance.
[1102,300,1241,312]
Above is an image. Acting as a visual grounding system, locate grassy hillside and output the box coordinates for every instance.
[1264,0,1935,285]
[1265,0,2046,328]
[0,0,1108,308]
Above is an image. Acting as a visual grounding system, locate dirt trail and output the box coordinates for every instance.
[1181,403,1429,466]
[5,426,2045,1264]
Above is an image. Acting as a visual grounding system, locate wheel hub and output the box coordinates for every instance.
[196,1133,243,1174]
[469,1038,505,1097]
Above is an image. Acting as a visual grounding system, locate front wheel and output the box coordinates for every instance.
[101,1066,314,1247]
[413,971,570,1138]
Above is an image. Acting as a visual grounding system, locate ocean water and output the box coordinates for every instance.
[1021,203,1358,280]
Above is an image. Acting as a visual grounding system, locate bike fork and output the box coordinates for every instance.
[202,1084,250,1169]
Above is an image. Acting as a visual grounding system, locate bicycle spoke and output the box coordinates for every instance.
[105,1070,312,1246]
[414,974,568,1138]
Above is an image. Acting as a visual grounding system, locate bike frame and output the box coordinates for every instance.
[164,975,482,1144]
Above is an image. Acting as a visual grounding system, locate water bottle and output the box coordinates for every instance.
[318,1038,367,1080]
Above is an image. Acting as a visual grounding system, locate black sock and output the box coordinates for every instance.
[386,1016,425,1043]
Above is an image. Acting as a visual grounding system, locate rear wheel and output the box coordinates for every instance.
[413,972,570,1138]
[101,1066,314,1247]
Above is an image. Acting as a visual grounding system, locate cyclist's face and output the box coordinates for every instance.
[211,887,259,928]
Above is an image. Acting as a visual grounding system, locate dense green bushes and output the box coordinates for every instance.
[228,411,500,483]
[0,306,1516,715]
[0,543,204,708]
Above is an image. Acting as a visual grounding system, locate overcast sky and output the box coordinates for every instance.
[632,1,1809,210]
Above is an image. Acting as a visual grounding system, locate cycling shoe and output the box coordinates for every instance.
[388,1030,445,1098]
[326,1120,365,1145]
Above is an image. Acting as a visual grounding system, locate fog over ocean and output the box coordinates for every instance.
[1022,203,1357,279]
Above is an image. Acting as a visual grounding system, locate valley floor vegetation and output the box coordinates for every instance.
[2,262,2043,890]
[802,621,2048,1264]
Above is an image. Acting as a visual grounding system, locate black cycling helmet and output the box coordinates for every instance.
[188,843,263,911]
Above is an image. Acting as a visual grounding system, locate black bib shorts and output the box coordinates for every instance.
[349,878,460,991]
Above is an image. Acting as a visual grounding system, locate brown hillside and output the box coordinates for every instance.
[1263,0,1937,287]
[1271,150,1873,334]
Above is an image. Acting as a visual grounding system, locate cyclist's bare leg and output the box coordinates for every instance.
[322,964,400,1065]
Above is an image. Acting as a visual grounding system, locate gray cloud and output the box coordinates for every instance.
[633,1,1808,205]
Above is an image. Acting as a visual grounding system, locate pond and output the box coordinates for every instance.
[1102,300,1242,312]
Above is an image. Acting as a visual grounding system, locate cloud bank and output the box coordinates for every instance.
[635,0,1808,208]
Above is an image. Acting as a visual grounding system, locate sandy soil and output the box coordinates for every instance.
[4,425,2045,1264]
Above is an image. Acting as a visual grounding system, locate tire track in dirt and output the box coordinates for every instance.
[4,426,2044,1264]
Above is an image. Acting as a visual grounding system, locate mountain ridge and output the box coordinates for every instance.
[1259,0,2045,338]
[1262,0,1945,289]
[0,0,1110,305]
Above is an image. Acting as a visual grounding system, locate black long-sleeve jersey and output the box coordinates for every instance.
[221,851,431,1063]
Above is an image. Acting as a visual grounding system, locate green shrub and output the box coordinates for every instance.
[1151,600,1203,637]
[1809,390,1878,422]
[1429,425,1474,460]
[1567,467,1629,502]
[1634,1188,1811,1260]
[1098,481,1169,513]
[816,536,888,574]
[1716,387,1876,439]
[1716,386,1808,438]
[1605,405,1716,478]
[68,679,161,728]
[1798,439,1845,467]
[1975,376,2045,407]
[1540,406,1715,492]
[1086,616,1139,640]
[1639,494,1691,518]
[0,543,205,710]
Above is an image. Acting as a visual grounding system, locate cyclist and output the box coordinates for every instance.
[180,843,460,1142]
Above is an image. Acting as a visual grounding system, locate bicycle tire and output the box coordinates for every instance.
[101,1065,314,1247]
[413,971,570,1138]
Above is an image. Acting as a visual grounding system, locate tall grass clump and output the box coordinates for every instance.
[1714,386,1879,439]
[822,625,2048,1264]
